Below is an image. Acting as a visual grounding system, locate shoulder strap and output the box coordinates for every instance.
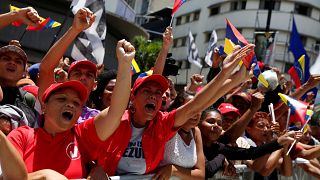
[19,88,36,108]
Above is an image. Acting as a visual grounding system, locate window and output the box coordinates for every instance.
[185,15,190,23]
[173,37,188,47]
[259,0,280,11]
[315,40,320,52]
[205,32,211,43]
[300,35,307,47]
[194,11,200,21]
[295,3,311,17]
[125,0,136,9]
[209,5,220,16]
[231,1,246,11]
[181,37,187,46]
[176,17,182,25]
[173,39,178,48]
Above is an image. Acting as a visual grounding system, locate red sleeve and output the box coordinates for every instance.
[161,109,178,141]
[75,117,106,160]
[7,126,32,158]
[289,143,304,160]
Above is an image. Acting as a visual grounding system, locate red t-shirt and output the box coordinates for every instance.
[98,110,178,176]
[7,117,103,179]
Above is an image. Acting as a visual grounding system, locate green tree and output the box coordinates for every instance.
[133,36,162,72]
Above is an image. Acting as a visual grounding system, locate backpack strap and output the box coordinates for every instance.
[19,88,36,109]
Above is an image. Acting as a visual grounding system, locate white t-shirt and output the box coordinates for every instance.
[116,123,146,175]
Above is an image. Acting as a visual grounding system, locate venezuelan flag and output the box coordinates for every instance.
[131,58,141,75]
[10,5,23,26]
[288,55,305,88]
[26,17,61,31]
[278,93,308,125]
[302,110,313,133]
[224,19,269,88]
[10,5,61,31]
[172,0,187,15]
[138,68,154,78]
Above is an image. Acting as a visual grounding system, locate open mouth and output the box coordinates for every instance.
[145,103,156,113]
[6,67,15,73]
[161,100,167,106]
[62,111,73,121]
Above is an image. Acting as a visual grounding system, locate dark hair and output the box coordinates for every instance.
[167,91,194,111]
[200,108,221,122]
[248,111,271,127]
[89,70,117,110]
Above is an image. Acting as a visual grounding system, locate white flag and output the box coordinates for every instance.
[310,53,320,75]
[70,0,106,65]
[204,29,217,67]
[187,31,202,68]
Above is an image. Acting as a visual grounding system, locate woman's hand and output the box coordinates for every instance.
[116,39,135,64]
[152,165,175,180]
[221,44,255,77]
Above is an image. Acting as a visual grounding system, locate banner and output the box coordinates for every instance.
[187,30,202,68]
[70,0,106,65]
[254,31,277,65]
[204,29,217,67]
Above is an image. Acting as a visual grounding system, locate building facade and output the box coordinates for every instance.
[170,0,320,85]
[0,0,148,70]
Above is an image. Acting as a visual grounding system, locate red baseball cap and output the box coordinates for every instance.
[132,74,168,95]
[232,92,252,105]
[22,85,39,97]
[68,60,97,76]
[218,103,241,117]
[42,80,88,104]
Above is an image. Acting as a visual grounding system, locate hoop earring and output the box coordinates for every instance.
[129,102,136,114]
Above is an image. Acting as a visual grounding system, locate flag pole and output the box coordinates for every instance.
[169,14,175,27]
[186,67,189,85]
[18,29,27,42]
[48,9,71,48]
[286,117,311,155]
[285,108,291,130]
[283,11,293,62]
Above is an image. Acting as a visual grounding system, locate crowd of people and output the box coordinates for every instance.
[0,6,320,180]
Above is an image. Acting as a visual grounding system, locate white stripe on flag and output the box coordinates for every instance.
[187,30,202,69]
[204,29,217,67]
[70,0,106,65]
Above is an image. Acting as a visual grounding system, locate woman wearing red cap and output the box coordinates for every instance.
[7,29,135,179]
[97,44,256,176]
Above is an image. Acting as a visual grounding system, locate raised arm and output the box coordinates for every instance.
[94,40,134,141]
[0,85,3,101]
[274,75,320,129]
[185,74,204,95]
[175,44,255,128]
[153,26,173,75]
[0,7,40,29]
[280,145,293,177]
[0,131,27,180]
[38,8,95,100]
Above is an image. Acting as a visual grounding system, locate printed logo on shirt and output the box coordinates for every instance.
[122,141,145,159]
[66,142,81,160]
